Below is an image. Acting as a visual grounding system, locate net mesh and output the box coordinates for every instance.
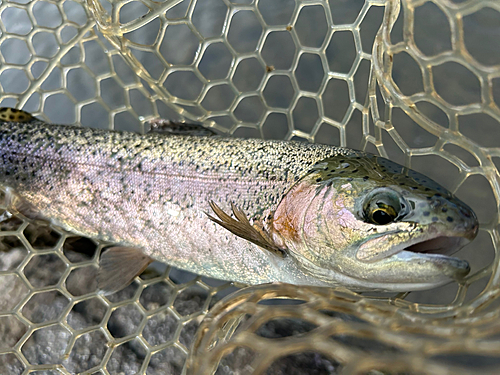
[0,0,499,373]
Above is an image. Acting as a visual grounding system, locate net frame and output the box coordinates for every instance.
[0,0,499,373]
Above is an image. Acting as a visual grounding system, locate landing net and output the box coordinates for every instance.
[0,0,499,373]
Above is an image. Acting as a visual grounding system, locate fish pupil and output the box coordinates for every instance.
[372,209,394,225]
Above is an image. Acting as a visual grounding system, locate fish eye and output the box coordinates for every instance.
[362,188,405,225]
[370,207,397,225]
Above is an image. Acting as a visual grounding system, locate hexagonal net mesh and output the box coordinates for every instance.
[0,0,499,373]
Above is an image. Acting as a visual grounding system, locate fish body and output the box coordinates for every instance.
[0,108,478,292]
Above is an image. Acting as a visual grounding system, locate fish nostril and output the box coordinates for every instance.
[458,205,471,219]
[430,200,442,209]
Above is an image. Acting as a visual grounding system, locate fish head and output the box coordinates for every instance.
[272,153,478,291]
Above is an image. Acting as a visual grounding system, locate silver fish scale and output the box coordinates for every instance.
[0,119,352,217]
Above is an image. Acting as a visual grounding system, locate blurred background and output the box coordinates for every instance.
[0,0,499,373]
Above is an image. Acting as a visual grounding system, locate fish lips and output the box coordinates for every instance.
[355,227,476,286]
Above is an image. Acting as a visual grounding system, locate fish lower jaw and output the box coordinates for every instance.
[391,234,472,282]
[283,251,465,292]
[350,278,462,293]
[374,234,472,287]
[391,250,471,283]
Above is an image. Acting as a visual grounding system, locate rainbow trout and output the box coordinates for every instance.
[0,108,478,293]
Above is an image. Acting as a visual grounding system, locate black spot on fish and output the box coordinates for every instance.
[423,211,430,216]
[347,177,353,182]
[442,207,448,213]
[9,115,14,120]
[316,177,322,182]
[352,169,358,173]
[432,217,438,222]
[447,217,453,222]
[363,176,369,181]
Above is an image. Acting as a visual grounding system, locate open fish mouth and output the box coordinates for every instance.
[356,225,476,264]
[352,229,475,290]
[405,236,470,256]
[388,234,473,286]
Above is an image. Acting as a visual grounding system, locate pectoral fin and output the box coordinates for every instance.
[98,246,153,295]
[148,119,217,136]
[207,201,286,258]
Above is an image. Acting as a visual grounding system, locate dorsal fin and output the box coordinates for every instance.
[207,201,286,258]
[0,108,34,123]
[148,118,217,137]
